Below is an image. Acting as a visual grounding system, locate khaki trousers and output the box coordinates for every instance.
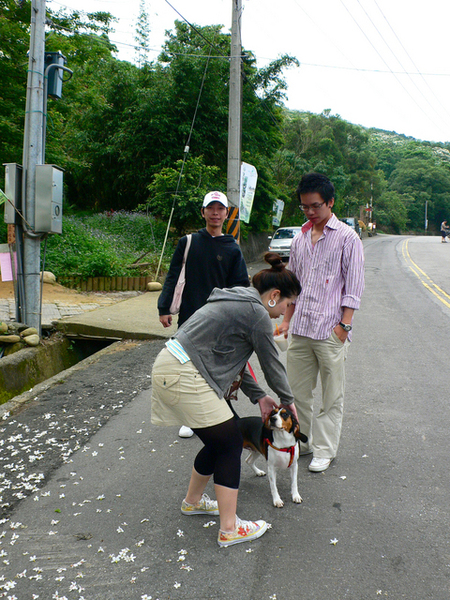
[286,332,349,459]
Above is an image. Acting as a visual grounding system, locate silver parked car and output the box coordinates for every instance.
[268,226,303,259]
[339,217,362,238]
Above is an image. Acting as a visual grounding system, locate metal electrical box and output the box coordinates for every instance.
[35,165,63,233]
[45,51,66,99]
[3,163,22,224]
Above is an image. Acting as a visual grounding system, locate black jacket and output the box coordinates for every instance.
[158,228,250,326]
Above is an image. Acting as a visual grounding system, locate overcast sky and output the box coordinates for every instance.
[48,0,450,144]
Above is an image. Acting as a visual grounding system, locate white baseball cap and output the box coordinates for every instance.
[202,191,228,208]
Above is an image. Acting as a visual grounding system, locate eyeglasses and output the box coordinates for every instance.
[299,202,325,212]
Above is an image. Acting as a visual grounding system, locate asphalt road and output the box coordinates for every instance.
[1,234,450,600]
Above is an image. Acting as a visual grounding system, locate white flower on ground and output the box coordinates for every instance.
[330,538,338,545]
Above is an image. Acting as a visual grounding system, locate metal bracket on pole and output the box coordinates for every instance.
[42,61,73,161]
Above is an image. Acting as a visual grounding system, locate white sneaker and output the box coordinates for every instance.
[309,457,332,472]
[178,425,194,438]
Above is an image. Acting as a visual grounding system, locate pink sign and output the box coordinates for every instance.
[0,252,13,281]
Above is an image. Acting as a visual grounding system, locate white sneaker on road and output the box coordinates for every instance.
[308,457,332,472]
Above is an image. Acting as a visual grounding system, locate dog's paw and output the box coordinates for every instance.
[292,493,303,504]
[273,498,284,508]
[254,468,266,477]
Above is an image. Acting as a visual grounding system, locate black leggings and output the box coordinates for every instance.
[192,417,243,489]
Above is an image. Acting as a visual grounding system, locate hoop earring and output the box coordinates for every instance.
[268,299,276,307]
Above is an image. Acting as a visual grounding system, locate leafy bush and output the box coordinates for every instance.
[42,212,174,280]
[0,218,7,244]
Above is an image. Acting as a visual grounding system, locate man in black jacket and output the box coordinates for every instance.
[158,191,250,436]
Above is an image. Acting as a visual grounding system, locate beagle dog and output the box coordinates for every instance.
[237,407,308,508]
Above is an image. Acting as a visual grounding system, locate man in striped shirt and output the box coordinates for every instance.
[280,173,365,473]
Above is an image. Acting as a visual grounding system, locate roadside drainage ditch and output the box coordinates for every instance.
[0,335,113,405]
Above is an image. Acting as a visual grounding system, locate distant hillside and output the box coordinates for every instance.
[279,110,450,233]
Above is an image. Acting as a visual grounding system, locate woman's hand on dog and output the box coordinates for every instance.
[257,396,299,423]
[285,402,299,421]
[257,395,278,421]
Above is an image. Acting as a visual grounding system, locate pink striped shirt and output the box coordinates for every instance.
[287,214,365,341]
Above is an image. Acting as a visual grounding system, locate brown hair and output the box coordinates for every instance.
[252,252,301,298]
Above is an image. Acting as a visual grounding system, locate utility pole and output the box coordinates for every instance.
[226,0,242,241]
[22,0,46,332]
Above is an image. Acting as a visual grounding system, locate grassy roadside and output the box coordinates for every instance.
[1,212,175,282]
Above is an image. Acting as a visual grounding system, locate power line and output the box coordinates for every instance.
[289,0,450,140]
[354,0,450,130]
[372,0,450,120]
[289,0,403,121]
[339,0,443,134]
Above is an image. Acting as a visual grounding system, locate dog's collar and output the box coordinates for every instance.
[265,438,297,468]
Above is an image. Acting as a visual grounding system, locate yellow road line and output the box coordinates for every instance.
[402,239,450,309]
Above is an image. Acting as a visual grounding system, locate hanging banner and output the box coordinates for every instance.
[272,199,284,227]
[239,162,258,224]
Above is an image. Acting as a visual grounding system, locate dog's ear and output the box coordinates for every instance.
[265,407,278,428]
[294,423,308,444]
[264,411,274,429]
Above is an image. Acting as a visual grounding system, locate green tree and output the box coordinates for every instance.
[146,155,220,234]
[135,0,151,67]
[374,191,408,233]
[275,110,382,221]
[0,0,31,185]
[388,156,450,231]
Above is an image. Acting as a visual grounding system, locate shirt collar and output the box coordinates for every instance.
[301,213,339,234]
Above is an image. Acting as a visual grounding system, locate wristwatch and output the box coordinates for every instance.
[339,322,352,332]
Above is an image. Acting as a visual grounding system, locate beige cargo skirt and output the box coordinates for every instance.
[151,348,233,428]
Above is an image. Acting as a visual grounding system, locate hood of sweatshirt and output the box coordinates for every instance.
[206,286,263,306]
[198,228,240,245]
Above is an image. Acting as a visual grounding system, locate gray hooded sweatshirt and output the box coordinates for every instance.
[175,286,295,406]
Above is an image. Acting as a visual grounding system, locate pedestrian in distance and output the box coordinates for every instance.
[279,172,365,473]
[151,253,301,547]
[440,220,449,243]
[158,190,250,438]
